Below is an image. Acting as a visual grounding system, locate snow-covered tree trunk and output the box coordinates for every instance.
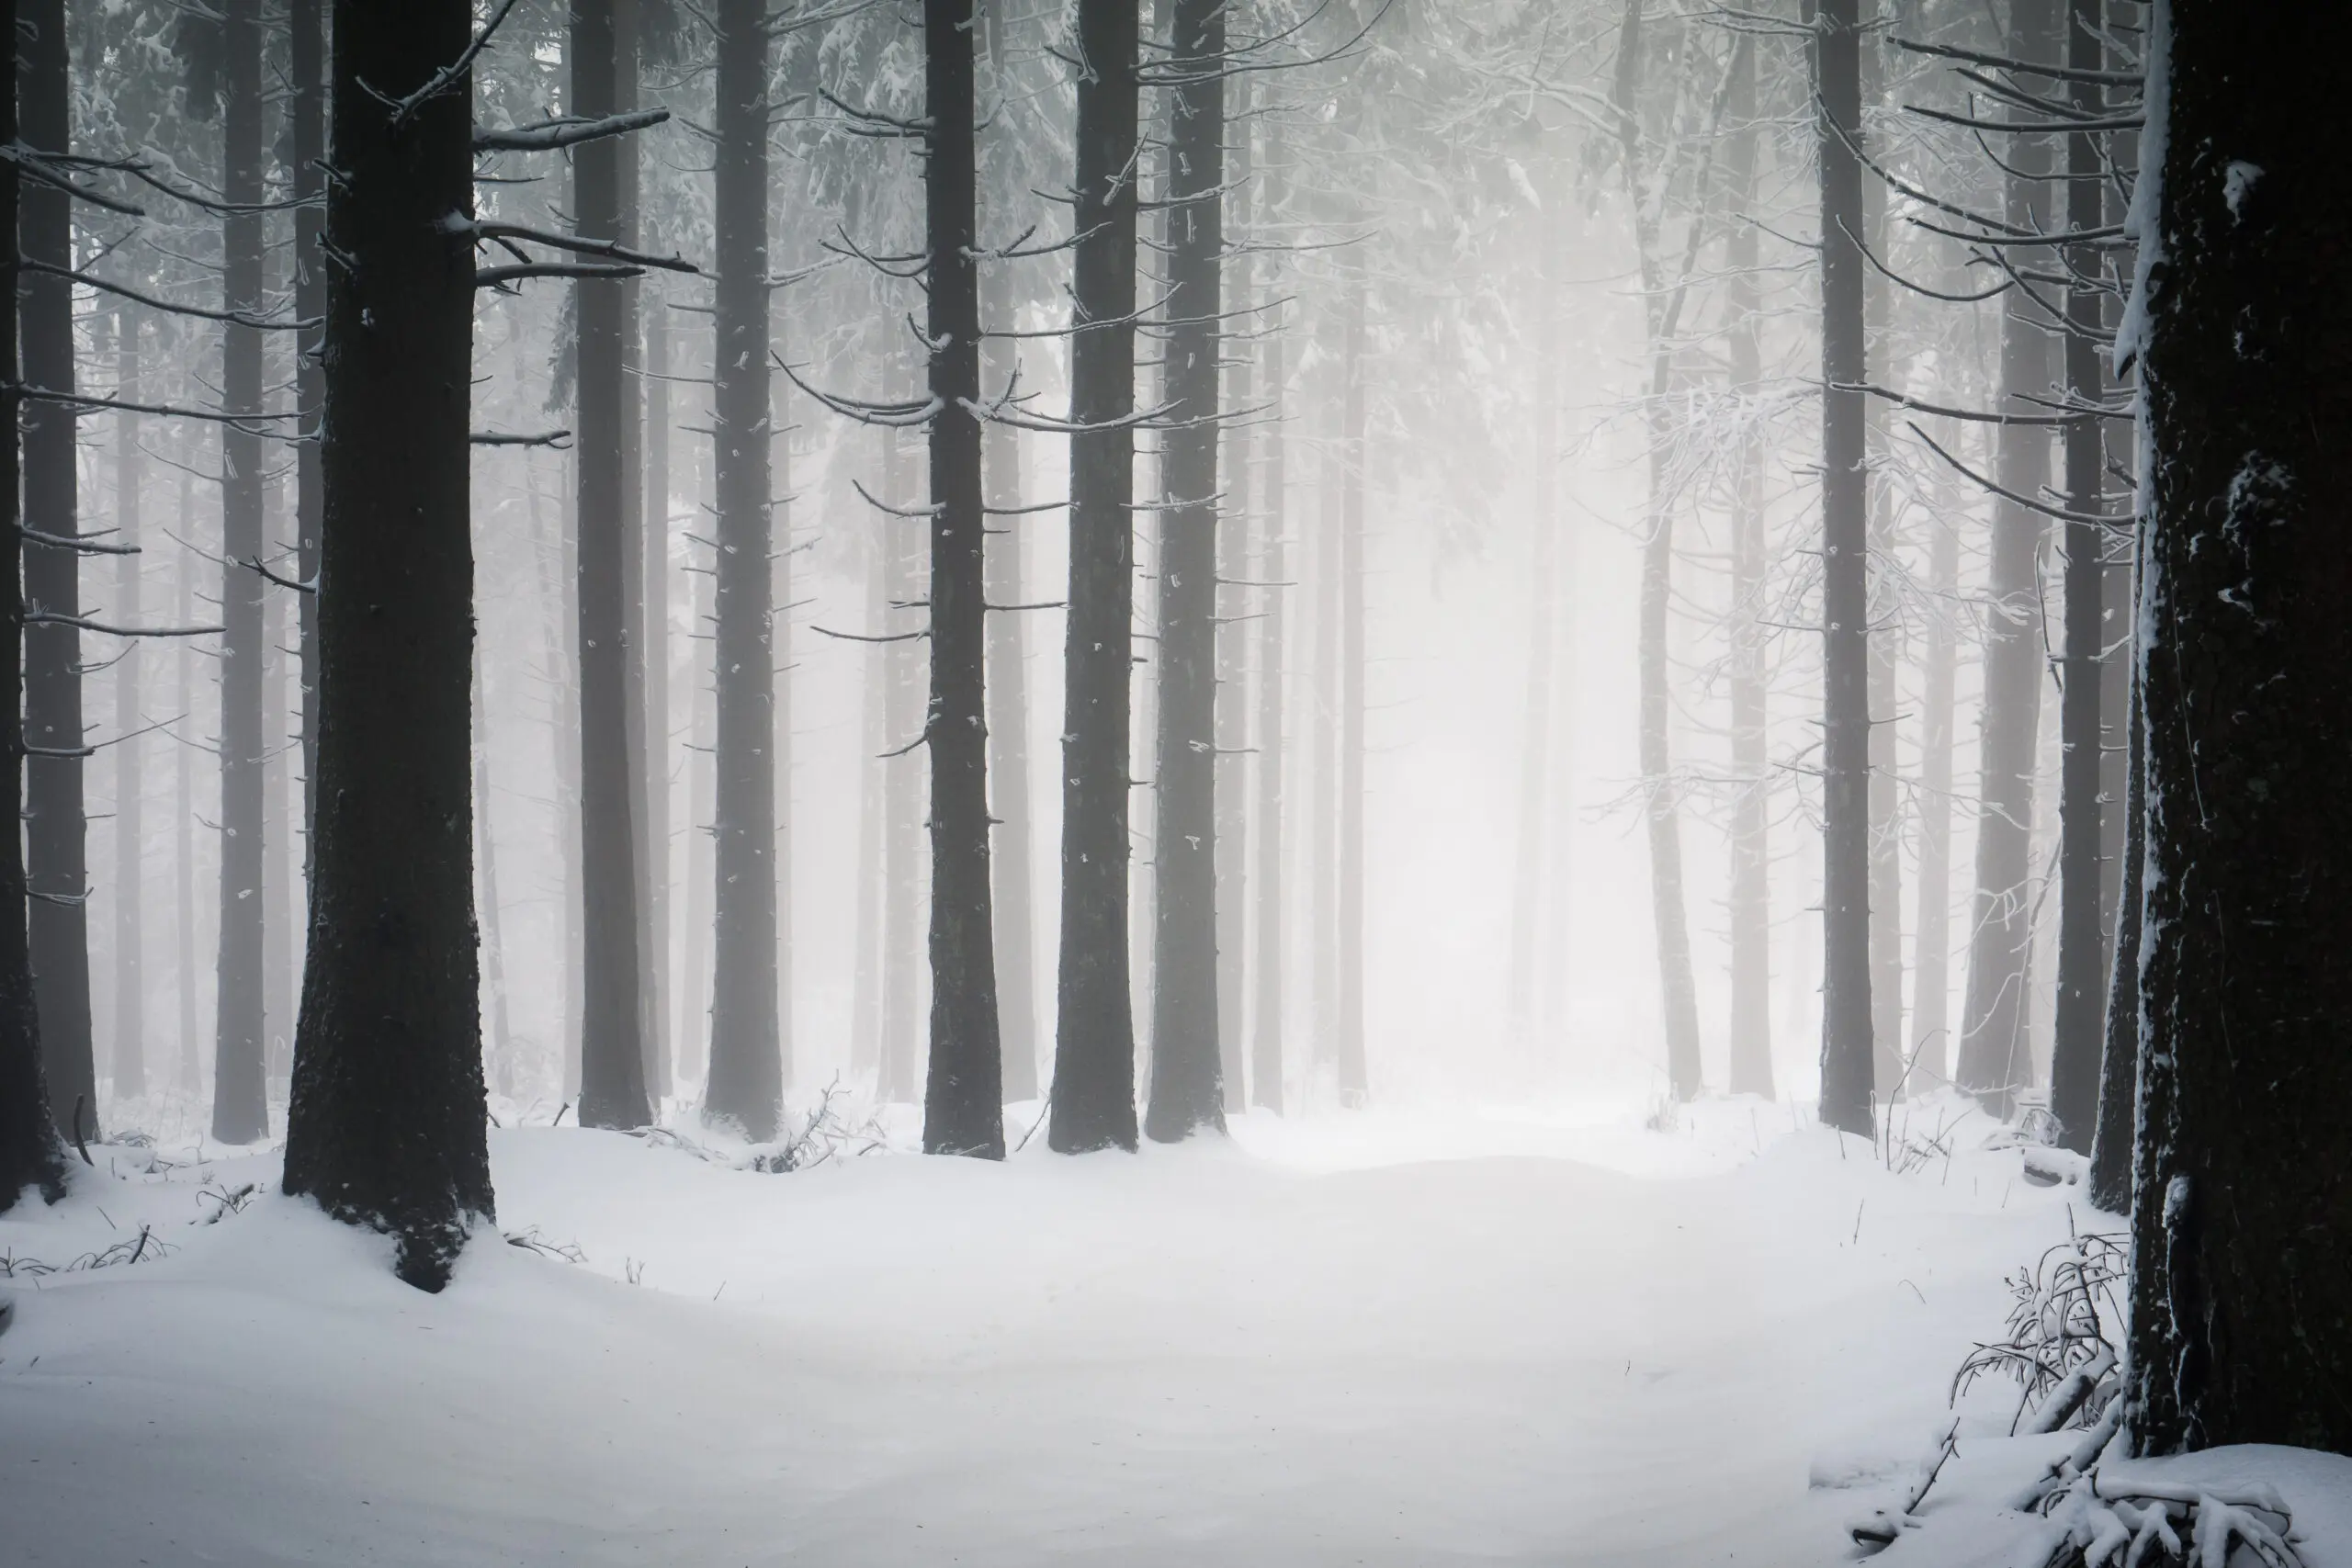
[2125,0,2352,1457]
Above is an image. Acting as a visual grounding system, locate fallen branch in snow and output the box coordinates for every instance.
[0,1225,176,1278]
[1952,1228,2127,1434]
[503,1228,588,1265]
[1850,1420,1962,1549]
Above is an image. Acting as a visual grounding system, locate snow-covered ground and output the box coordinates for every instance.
[1,1095,2338,1566]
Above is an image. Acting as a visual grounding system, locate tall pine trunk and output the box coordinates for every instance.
[2047,0,2111,1155]
[571,0,650,1129]
[291,0,323,845]
[1047,0,1141,1154]
[1957,0,2057,1114]
[1249,226,1287,1116]
[21,0,91,1141]
[0,29,63,1208]
[2125,0,2352,1455]
[919,0,1004,1158]
[1815,0,1874,1135]
[703,0,781,1139]
[210,0,269,1145]
[282,0,492,1292]
[980,266,1039,1101]
[1144,0,1227,1141]
[1910,478,1960,1086]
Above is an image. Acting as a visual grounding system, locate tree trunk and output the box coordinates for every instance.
[918,0,1005,1158]
[0,30,63,1207]
[680,431,717,1081]
[1144,0,1227,1142]
[21,0,91,1143]
[1861,4,1905,1105]
[1815,0,1873,1135]
[1334,288,1369,1109]
[1311,355,1341,1086]
[112,315,145,1100]
[1957,0,2057,1115]
[1046,0,1141,1155]
[263,551,292,1091]
[2048,0,2111,1156]
[1212,70,1250,1115]
[282,0,492,1292]
[703,0,781,1140]
[571,0,650,1130]
[2125,0,2352,1455]
[980,265,1039,1102]
[210,0,269,1145]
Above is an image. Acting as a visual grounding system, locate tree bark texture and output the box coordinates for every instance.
[2125,0,2352,1456]
[210,0,269,1145]
[571,0,650,1130]
[1047,0,1141,1155]
[0,30,63,1210]
[921,0,1005,1159]
[21,0,92,1142]
[1145,0,1227,1143]
[704,0,781,1140]
[1815,0,1873,1136]
[282,0,492,1292]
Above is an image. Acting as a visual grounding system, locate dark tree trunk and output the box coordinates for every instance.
[980,264,1039,1102]
[112,315,144,1100]
[2048,0,2110,1155]
[0,28,62,1209]
[571,0,650,1130]
[292,0,322,845]
[282,0,492,1292]
[1815,0,1873,1136]
[703,0,781,1140]
[919,0,1004,1159]
[1047,0,1141,1155]
[1724,34,1772,1100]
[1334,288,1368,1109]
[1144,0,1227,1143]
[1957,0,2058,1114]
[20,0,91,1143]
[2125,0,2352,1456]
[210,0,269,1145]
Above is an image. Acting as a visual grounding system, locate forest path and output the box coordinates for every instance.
[1,1097,2080,1565]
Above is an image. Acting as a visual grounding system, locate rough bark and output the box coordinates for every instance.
[2087,573,2140,1214]
[0,31,64,1209]
[1144,0,1227,1143]
[571,0,650,1130]
[703,0,781,1140]
[210,0,269,1145]
[1815,0,1874,1135]
[2125,0,2352,1456]
[919,0,1005,1159]
[980,264,1039,1101]
[21,0,91,1142]
[282,0,492,1292]
[1046,0,1141,1155]
[1956,0,2058,1114]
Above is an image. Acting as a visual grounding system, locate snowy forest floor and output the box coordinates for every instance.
[2,1092,2340,1566]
